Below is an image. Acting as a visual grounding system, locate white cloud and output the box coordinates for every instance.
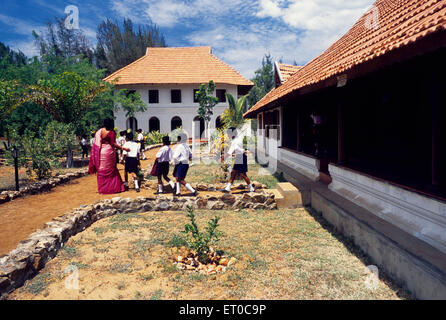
[0,14,44,36]
[109,0,376,78]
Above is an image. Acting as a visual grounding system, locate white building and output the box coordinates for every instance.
[104,46,253,138]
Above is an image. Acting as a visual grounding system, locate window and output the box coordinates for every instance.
[171,90,182,103]
[148,90,159,104]
[149,117,160,132]
[193,89,200,103]
[216,89,226,103]
[171,116,182,130]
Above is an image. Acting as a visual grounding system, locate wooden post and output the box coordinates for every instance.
[431,72,440,187]
[337,100,345,164]
[296,109,302,152]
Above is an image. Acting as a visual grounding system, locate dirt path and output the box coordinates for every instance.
[0,148,165,256]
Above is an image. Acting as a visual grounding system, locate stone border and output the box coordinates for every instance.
[0,191,276,299]
[143,181,267,192]
[0,169,89,204]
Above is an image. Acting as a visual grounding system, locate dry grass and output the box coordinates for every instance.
[9,207,412,300]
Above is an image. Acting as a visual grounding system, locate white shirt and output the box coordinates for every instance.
[123,141,140,158]
[117,136,126,146]
[156,146,173,163]
[81,138,87,146]
[228,137,245,156]
[137,133,144,142]
[90,138,95,146]
[173,143,192,164]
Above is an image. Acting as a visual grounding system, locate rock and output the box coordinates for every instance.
[219,258,229,266]
[0,194,9,204]
[208,201,225,210]
[252,194,266,203]
[155,201,170,211]
[195,198,208,209]
[220,193,236,205]
[228,257,237,266]
[177,256,184,262]
[0,277,10,292]
[252,203,266,210]
[196,183,208,191]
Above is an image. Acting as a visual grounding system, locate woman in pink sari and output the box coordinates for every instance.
[89,119,130,195]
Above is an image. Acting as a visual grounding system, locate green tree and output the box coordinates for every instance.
[115,89,147,118]
[196,80,219,144]
[220,93,248,129]
[23,72,106,167]
[96,18,166,74]
[0,80,22,124]
[247,54,274,108]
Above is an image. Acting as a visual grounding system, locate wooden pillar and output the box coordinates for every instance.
[431,72,440,187]
[337,91,346,164]
[296,109,302,152]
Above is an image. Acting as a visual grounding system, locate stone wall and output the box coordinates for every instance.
[0,191,276,299]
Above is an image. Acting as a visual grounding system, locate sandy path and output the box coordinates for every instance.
[0,148,164,256]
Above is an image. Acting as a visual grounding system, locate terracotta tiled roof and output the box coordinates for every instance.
[277,63,303,84]
[245,0,446,118]
[103,46,253,86]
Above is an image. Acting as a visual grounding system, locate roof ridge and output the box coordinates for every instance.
[209,52,253,86]
[245,0,446,117]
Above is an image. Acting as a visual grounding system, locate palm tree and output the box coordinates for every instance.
[220,93,248,129]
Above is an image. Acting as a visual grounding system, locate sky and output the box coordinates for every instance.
[0,0,376,79]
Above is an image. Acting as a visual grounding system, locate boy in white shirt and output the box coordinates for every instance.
[222,127,255,193]
[172,133,197,196]
[122,131,141,192]
[136,129,147,160]
[117,131,127,162]
[155,136,176,194]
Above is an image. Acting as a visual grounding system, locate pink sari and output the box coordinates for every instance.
[89,129,125,195]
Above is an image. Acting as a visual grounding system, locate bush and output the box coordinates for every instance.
[146,130,166,145]
[5,122,77,180]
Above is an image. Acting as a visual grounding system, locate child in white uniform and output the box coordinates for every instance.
[122,131,141,192]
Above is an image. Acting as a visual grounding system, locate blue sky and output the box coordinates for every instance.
[0,0,375,78]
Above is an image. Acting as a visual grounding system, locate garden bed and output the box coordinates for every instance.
[6,206,411,300]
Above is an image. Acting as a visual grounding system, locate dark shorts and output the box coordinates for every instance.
[125,157,139,174]
[173,163,189,179]
[156,161,170,176]
[232,154,248,173]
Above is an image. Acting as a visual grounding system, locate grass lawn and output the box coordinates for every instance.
[9,207,411,300]
[146,155,286,190]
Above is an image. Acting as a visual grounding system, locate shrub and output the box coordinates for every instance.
[146,130,166,145]
[181,206,222,264]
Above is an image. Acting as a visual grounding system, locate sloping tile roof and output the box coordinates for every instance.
[277,63,303,84]
[103,46,253,86]
[245,0,446,118]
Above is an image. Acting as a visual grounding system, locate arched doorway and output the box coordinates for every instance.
[216,116,223,129]
[171,116,182,131]
[127,117,138,131]
[149,117,160,132]
[193,116,205,138]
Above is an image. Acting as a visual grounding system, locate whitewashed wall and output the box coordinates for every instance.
[114,84,238,135]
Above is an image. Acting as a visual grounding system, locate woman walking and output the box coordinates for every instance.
[89,119,130,195]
